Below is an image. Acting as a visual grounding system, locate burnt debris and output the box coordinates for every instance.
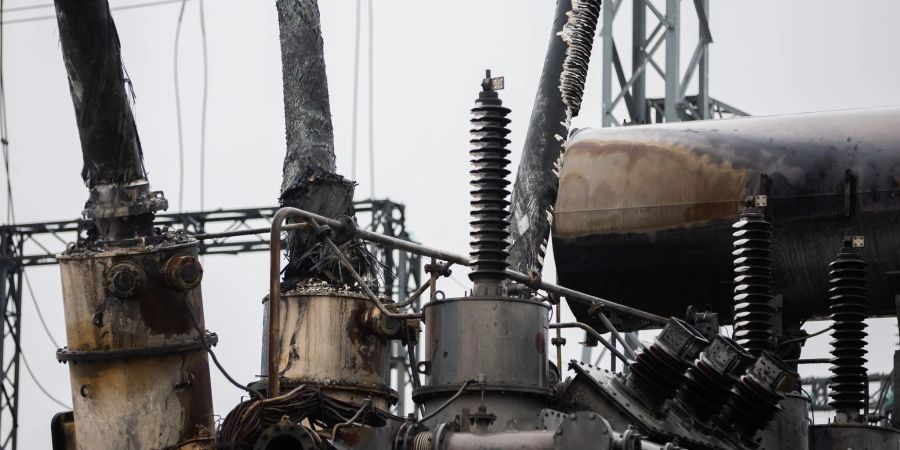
[276,0,374,287]
[507,0,600,274]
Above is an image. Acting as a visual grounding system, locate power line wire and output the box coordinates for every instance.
[1,2,52,13]
[20,351,71,410]
[1,0,194,25]
[0,0,13,224]
[198,0,207,211]
[23,270,60,349]
[350,0,360,181]
[174,0,187,212]
[0,0,70,416]
[366,0,375,198]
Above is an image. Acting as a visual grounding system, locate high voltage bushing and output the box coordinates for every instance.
[827,239,869,417]
[559,0,601,117]
[674,335,754,423]
[719,352,794,447]
[732,209,776,356]
[624,318,708,412]
[468,70,512,290]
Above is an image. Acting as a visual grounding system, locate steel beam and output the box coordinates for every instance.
[663,0,680,122]
[0,231,21,450]
[632,0,647,123]
[601,0,742,125]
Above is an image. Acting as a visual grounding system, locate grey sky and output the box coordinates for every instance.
[3,0,900,447]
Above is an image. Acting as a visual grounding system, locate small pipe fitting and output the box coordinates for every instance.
[106,261,145,298]
[164,255,203,291]
[361,305,402,337]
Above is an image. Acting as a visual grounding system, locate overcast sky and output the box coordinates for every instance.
[3,0,900,447]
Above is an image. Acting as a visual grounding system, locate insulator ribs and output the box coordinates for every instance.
[468,73,512,285]
[827,246,869,414]
[732,211,775,356]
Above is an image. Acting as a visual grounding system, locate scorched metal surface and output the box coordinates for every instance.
[553,107,900,330]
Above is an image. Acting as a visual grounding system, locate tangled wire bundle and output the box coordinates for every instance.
[218,384,397,447]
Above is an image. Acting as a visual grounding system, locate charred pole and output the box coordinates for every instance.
[54,0,166,240]
[507,0,600,274]
[276,0,371,286]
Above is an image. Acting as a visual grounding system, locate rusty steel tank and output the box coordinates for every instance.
[260,288,398,409]
[553,107,900,331]
[57,233,214,449]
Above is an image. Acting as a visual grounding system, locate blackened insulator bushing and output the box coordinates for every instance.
[732,210,776,356]
[675,335,754,422]
[720,352,795,446]
[827,244,869,414]
[625,318,708,411]
[468,72,512,285]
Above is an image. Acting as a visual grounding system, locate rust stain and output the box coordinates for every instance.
[555,138,748,238]
[137,249,196,336]
[534,332,545,354]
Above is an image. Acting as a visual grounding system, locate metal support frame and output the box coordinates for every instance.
[601,0,747,126]
[802,373,892,414]
[356,200,422,416]
[0,199,420,448]
[0,231,23,450]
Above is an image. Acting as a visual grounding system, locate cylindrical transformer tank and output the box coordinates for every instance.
[413,298,552,429]
[759,393,810,450]
[553,107,900,330]
[57,239,213,450]
[260,291,397,409]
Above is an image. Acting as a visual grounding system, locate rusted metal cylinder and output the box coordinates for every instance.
[260,290,397,409]
[57,239,213,450]
[413,298,552,429]
[553,107,900,330]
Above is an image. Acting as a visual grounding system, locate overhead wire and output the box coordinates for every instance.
[350,0,360,181]
[183,297,260,398]
[1,0,195,25]
[24,271,60,349]
[367,0,375,198]
[0,0,12,224]
[198,0,207,210]
[1,0,74,413]
[20,351,71,410]
[174,0,187,212]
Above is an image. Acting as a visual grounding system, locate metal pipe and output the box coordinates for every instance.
[268,206,666,325]
[550,322,629,364]
[539,278,666,325]
[594,310,638,359]
[394,277,433,308]
[785,358,831,365]
[267,208,292,398]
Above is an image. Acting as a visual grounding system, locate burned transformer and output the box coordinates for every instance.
[44,0,900,449]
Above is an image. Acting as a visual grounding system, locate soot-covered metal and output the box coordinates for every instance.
[554,107,900,331]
